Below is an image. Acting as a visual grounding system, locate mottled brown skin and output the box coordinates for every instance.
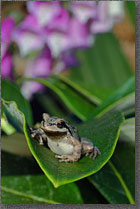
[30,113,101,162]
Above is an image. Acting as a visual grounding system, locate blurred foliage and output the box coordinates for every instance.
[126,1,135,29]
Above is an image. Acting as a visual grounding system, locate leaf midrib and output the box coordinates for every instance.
[108,161,135,204]
[1,186,59,204]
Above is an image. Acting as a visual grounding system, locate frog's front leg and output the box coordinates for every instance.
[30,127,47,145]
[55,137,82,162]
[81,138,101,159]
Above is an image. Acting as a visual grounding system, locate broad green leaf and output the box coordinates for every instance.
[88,118,135,204]
[1,151,104,204]
[89,76,135,119]
[1,175,83,204]
[19,77,97,121]
[1,152,83,204]
[2,98,124,187]
[1,79,33,125]
[1,190,42,204]
[70,33,133,100]
[1,133,31,157]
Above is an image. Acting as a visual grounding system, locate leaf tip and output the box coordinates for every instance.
[54,185,59,189]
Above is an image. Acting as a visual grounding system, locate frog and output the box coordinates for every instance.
[30,113,101,162]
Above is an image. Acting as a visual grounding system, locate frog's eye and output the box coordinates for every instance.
[57,121,65,129]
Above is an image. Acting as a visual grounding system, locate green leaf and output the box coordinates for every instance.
[89,76,135,119]
[1,152,103,204]
[1,133,31,157]
[70,33,133,100]
[1,151,41,176]
[88,118,135,204]
[52,74,101,105]
[1,151,83,204]
[1,101,4,117]
[126,1,135,29]
[19,77,97,121]
[2,98,124,187]
[1,79,33,125]
[1,175,83,204]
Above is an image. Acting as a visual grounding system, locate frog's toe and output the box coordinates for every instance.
[55,155,69,161]
[31,132,36,138]
[55,154,62,159]
[92,146,101,159]
[94,146,101,155]
[85,146,101,159]
[55,155,78,162]
[59,158,70,163]
[89,152,94,158]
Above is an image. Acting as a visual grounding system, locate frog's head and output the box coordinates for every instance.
[41,113,68,134]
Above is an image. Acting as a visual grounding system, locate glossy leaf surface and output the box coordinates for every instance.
[89,118,135,203]
[1,152,82,204]
[2,97,124,187]
[1,175,83,204]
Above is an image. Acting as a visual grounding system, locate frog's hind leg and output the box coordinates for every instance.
[81,138,101,159]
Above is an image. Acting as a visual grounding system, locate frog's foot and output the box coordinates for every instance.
[30,127,37,138]
[85,146,101,159]
[55,154,79,162]
[81,138,101,160]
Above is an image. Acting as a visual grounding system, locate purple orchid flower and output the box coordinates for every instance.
[90,2,113,34]
[90,1,124,34]
[61,50,79,69]
[21,48,52,99]
[1,17,15,57]
[1,17,15,42]
[68,17,94,49]
[52,50,79,74]
[1,52,13,78]
[44,8,70,57]
[1,1,125,98]
[45,8,93,57]
[27,1,61,27]
[70,1,97,23]
[1,17,15,78]
[12,15,45,57]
